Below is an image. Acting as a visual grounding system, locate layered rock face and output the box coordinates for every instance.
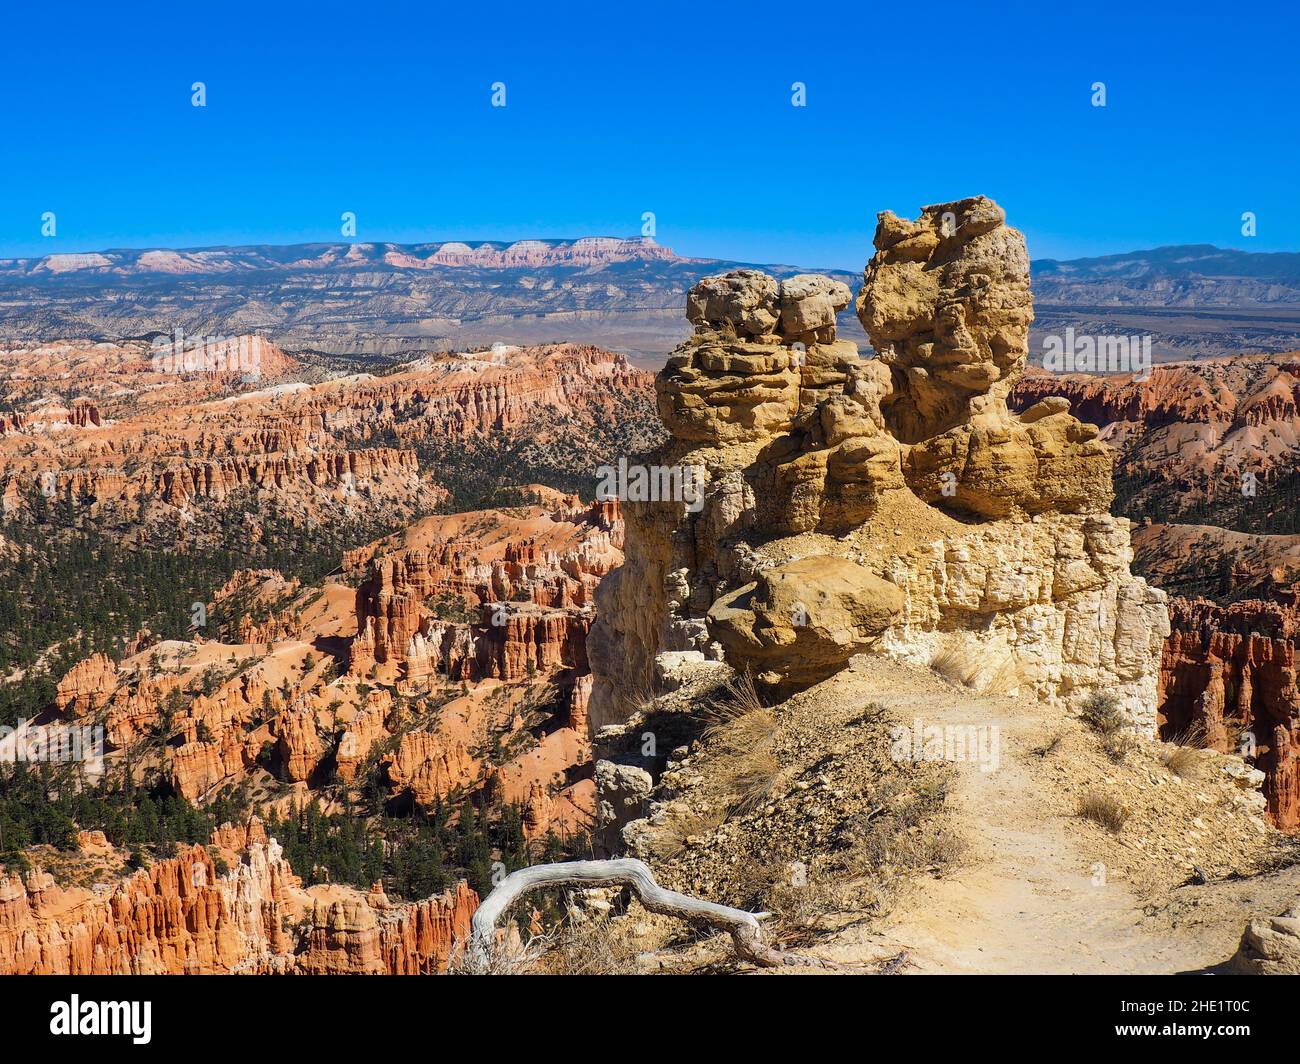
[0,339,650,537]
[283,344,650,445]
[590,197,1168,731]
[0,824,476,975]
[0,336,440,532]
[337,498,614,836]
[1160,597,1300,831]
[1009,353,1300,531]
[1005,355,1300,831]
[41,497,610,838]
[348,497,621,687]
[18,448,423,513]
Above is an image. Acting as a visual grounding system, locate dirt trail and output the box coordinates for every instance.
[814,658,1284,974]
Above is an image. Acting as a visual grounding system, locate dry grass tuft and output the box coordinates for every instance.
[1077,791,1129,835]
[717,750,781,814]
[1162,720,1208,778]
[854,812,967,874]
[690,670,782,816]
[847,701,891,727]
[708,708,777,758]
[617,683,658,722]
[534,918,640,976]
[828,773,966,918]
[696,670,766,729]
[766,875,841,932]
[451,917,641,976]
[930,642,985,687]
[1165,745,1205,778]
[1102,729,1139,763]
[646,804,724,861]
[930,641,1019,693]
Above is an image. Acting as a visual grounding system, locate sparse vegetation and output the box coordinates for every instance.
[717,750,781,814]
[849,774,964,879]
[930,641,1019,693]
[695,670,766,729]
[1031,730,1066,758]
[930,642,983,687]
[646,803,725,861]
[1079,691,1126,736]
[1076,791,1129,835]
[1102,729,1139,763]
[1162,720,1208,778]
[705,708,777,757]
[533,917,641,976]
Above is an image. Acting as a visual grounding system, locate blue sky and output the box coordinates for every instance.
[1,0,1296,269]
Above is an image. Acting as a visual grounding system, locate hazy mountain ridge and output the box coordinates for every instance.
[1026,245,1300,363]
[2,238,1298,365]
[1034,243,1300,285]
[0,237,859,365]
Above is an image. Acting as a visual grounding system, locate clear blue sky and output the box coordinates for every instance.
[2,0,1296,269]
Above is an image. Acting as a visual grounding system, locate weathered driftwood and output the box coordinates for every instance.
[470,857,809,968]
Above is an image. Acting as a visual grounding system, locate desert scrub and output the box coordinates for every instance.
[645,803,726,861]
[695,670,766,729]
[1161,720,1208,778]
[1079,691,1126,735]
[1031,730,1066,759]
[534,917,640,976]
[716,750,781,814]
[1076,791,1129,835]
[1078,691,1140,761]
[1102,729,1139,763]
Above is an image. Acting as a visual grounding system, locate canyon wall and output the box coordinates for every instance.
[1009,355,1300,527]
[0,824,476,974]
[1160,596,1300,832]
[38,497,615,836]
[0,339,651,534]
[348,498,621,688]
[1008,355,1300,831]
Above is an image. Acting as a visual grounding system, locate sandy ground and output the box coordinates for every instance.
[801,659,1300,974]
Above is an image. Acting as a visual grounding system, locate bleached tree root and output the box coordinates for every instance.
[470,858,824,969]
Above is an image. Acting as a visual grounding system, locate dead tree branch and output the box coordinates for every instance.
[469,857,823,969]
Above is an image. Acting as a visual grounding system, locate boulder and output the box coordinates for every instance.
[707,556,904,686]
[1229,903,1300,974]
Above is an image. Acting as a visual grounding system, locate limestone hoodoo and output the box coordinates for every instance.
[589,196,1168,732]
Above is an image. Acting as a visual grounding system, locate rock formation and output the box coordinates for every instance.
[0,338,651,538]
[1006,354,1300,833]
[1009,354,1300,531]
[590,197,1168,732]
[40,494,610,838]
[348,500,621,687]
[54,652,118,713]
[1159,596,1300,831]
[0,824,476,975]
[1229,899,1300,974]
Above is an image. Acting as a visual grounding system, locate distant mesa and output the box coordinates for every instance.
[8,236,684,276]
[34,253,114,273]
